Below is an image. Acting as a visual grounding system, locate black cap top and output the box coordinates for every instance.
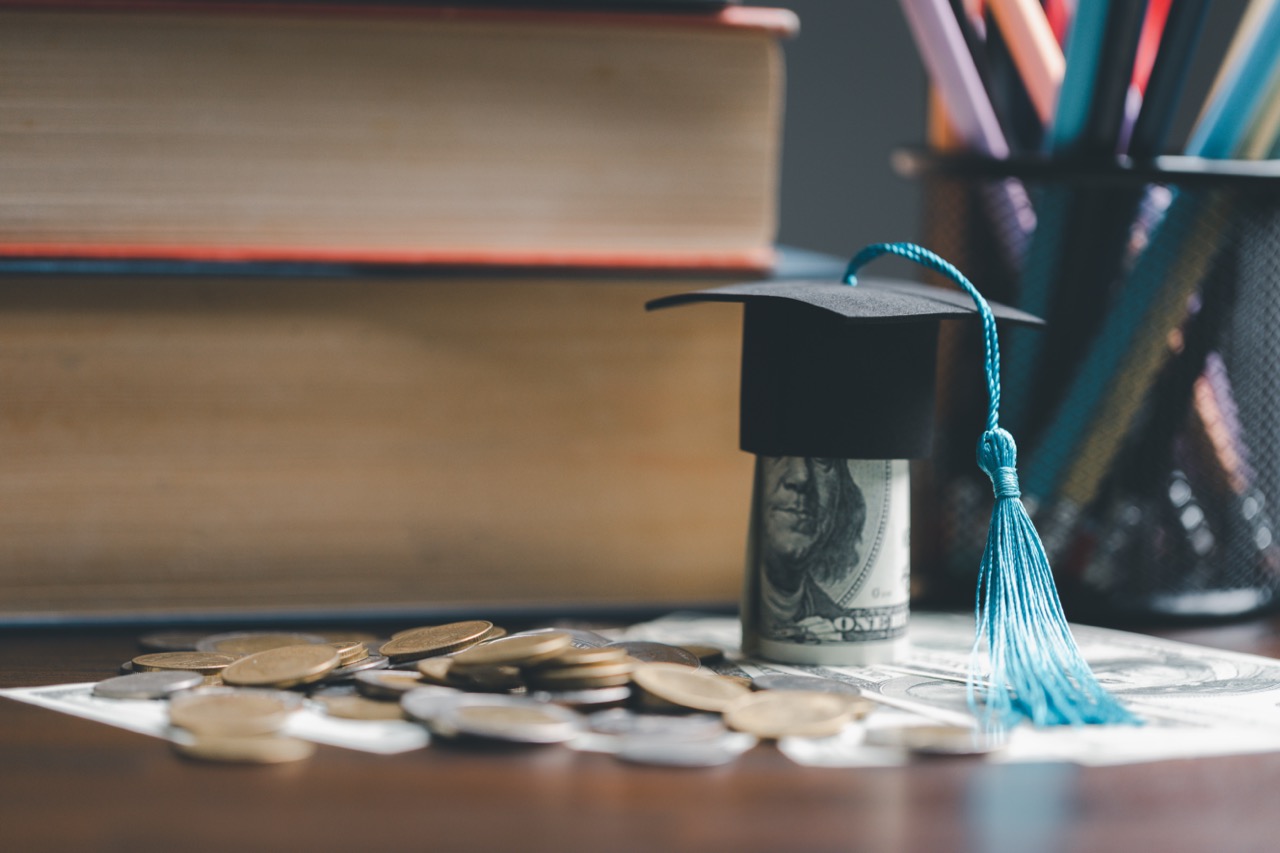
[646,277,1042,459]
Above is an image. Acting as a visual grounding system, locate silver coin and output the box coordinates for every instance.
[322,653,390,681]
[195,631,327,654]
[587,709,727,739]
[307,683,359,699]
[400,685,467,724]
[527,686,632,709]
[505,628,613,649]
[616,732,757,767]
[93,670,205,700]
[605,641,699,668]
[751,674,864,696]
[435,695,584,744]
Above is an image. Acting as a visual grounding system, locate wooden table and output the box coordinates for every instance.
[4,617,1280,853]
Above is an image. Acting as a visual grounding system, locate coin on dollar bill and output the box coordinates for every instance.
[451,632,572,668]
[133,652,239,675]
[174,735,315,764]
[221,645,339,689]
[196,631,328,656]
[169,688,303,736]
[631,663,751,712]
[380,621,494,662]
[723,690,855,739]
[94,670,204,700]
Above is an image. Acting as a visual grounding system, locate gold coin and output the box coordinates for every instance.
[723,691,853,739]
[415,657,453,686]
[630,663,750,713]
[524,661,635,690]
[447,664,524,693]
[221,645,339,689]
[532,646,628,669]
[379,621,494,662]
[328,641,368,666]
[197,632,326,656]
[169,688,302,736]
[480,625,508,642]
[450,632,572,668]
[174,735,315,764]
[319,695,406,721]
[133,652,239,675]
[354,670,424,700]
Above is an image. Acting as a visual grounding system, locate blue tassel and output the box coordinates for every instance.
[845,242,1139,729]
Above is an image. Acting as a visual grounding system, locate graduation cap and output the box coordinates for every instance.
[646,277,1041,460]
[647,242,1138,730]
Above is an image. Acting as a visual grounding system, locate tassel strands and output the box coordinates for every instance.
[844,241,1138,728]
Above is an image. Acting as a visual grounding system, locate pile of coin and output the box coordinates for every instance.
[91,621,979,767]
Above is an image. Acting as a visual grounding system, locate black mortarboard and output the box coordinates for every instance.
[646,277,1042,460]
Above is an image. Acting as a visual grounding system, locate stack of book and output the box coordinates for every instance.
[0,1,801,620]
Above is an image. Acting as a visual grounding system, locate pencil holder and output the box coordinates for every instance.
[897,149,1280,621]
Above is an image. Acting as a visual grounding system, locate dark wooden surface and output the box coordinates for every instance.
[5,618,1280,853]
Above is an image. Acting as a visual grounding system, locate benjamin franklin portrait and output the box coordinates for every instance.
[758,456,868,639]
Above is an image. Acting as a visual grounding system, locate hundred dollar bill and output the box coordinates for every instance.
[741,456,911,665]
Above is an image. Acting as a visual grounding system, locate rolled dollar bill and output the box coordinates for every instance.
[741,456,910,665]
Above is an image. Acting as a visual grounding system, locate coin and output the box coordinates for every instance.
[606,641,700,668]
[526,686,632,710]
[328,640,368,666]
[723,690,854,739]
[616,732,758,767]
[587,709,727,739]
[450,632,572,668]
[323,653,390,681]
[867,725,1007,756]
[400,685,468,724]
[524,661,635,690]
[679,644,727,665]
[355,669,424,700]
[221,645,339,689]
[446,664,524,693]
[631,663,751,712]
[169,688,302,736]
[531,646,629,669]
[174,735,315,764]
[133,652,239,675]
[751,674,864,697]
[93,670,204,700]
[379,621,494,663]
[415,657,453,686]
[137,631,207,653]
[319,695,406,721]
[195,631,327,656]
[435,696,583,744]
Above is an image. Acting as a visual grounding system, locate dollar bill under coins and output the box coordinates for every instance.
[30,617,1004,768]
